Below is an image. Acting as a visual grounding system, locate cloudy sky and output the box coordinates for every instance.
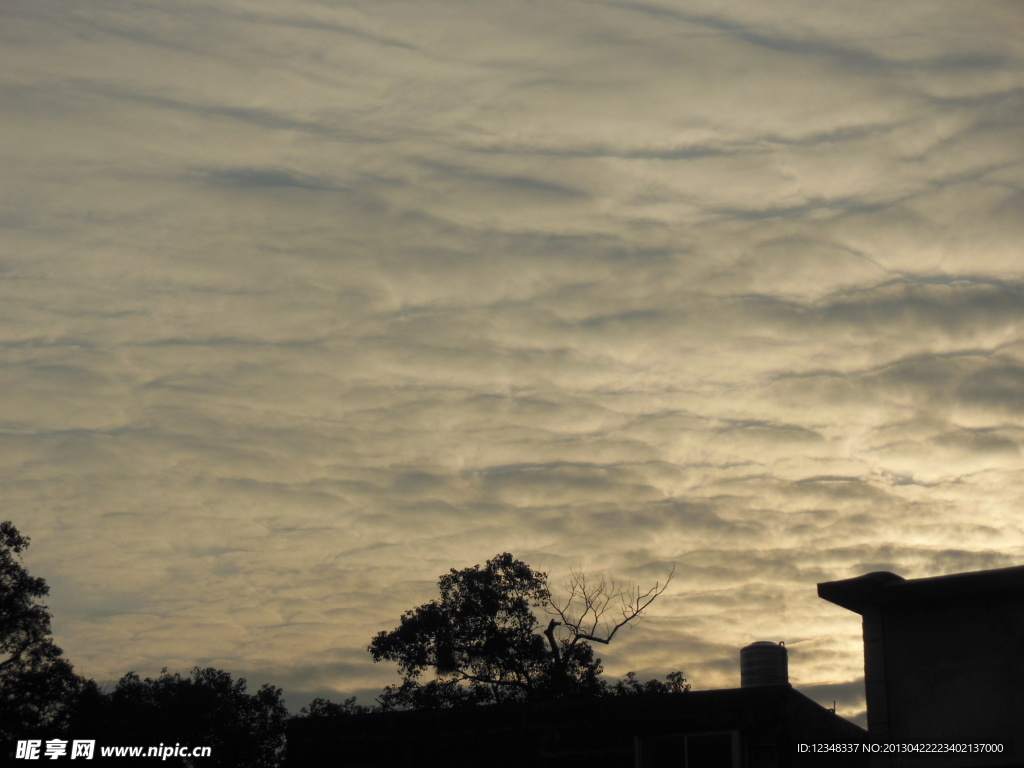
[3,0,1023,723]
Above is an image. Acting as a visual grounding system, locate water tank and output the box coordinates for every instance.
[740,641,788,687]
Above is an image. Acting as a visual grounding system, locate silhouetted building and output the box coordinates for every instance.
[819,565,1024,767]
[288,651,867,768]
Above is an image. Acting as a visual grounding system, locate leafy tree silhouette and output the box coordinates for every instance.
[80,666,289,768]
[0,521,94,745]
[2,523,289,766]
[369,552,675,709]
[298,695,371,718]
[611,669,691,695]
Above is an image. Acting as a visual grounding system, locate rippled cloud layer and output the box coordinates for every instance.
[3,0,1023,722]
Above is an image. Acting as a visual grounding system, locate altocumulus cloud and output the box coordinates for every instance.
[1,0,1023,722]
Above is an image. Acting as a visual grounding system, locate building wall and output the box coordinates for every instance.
[867,592,1024,767]
[286,687,869,768]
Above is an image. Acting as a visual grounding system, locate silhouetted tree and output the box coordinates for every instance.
[298,696,372,717]
[2,523,290,765]
[611,670,690,696]
[86,666,289,768]
[0,521,93,743]
[369,553,672,709]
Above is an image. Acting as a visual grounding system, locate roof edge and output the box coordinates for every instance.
[818,564,1024,614]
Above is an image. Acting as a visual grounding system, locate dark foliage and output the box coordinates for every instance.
[369,552,673,709]
[611,670,690,695]
[75,666,289,768]
[0,521,93,743]
[298,696,371,718]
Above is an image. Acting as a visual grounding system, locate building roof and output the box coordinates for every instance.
[287,685,868,767]
[817,564,1024,614]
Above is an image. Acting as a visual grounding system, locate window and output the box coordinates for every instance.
[636,730,739,768]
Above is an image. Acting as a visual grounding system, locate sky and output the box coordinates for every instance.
[2,0,1024,724]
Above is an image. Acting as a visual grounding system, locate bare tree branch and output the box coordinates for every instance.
[546,564,675,647]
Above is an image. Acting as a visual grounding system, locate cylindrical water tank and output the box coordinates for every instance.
[740,641,788,687]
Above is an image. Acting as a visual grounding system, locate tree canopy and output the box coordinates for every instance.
[0,521,91,741]
[369,553,675,709]
[77,667,289,768]
[1,522,288,766]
